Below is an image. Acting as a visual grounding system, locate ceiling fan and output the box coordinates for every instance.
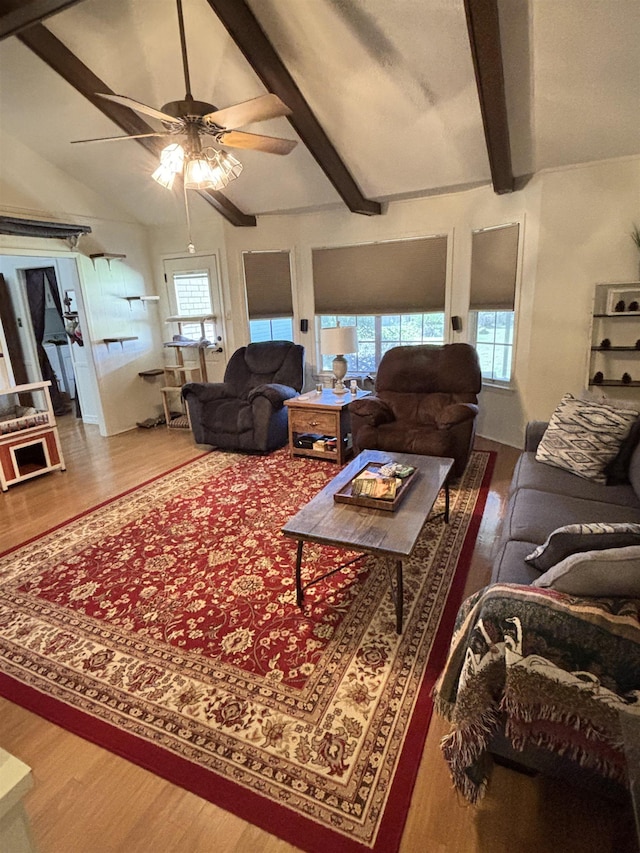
[72,0,297,192]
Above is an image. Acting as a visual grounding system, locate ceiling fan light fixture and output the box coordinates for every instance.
[182,147,243,191]
[152,142,185,189]
[184,154,225,190]
[160,142,185,171]
[151,161,178,189]
[217,149,243,180]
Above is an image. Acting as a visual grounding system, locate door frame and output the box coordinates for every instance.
[162,253,228,384]
[0,247,102,429]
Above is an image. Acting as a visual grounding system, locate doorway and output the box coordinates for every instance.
[24,266,74,416]
[163,254,227,384]
[0,254,99,426]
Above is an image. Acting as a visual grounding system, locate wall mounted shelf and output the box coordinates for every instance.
[165,314,216,323]
[101,336,138,350]
[594,313,640,318]
[124,295,160,311]
[591,380,640,387]
[591,346,640,352]
[589,282,640,393]
[90,253,126,270]
[138,368,164,377]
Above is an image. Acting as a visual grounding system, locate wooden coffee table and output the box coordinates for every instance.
[282,449,454,633]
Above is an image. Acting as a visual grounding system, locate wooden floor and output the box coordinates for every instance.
[0,416,626,852]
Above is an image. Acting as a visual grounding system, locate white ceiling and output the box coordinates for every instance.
[0,0,638,227]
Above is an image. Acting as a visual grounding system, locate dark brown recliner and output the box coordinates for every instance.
[182,341,304,453]
[349,343,481,477]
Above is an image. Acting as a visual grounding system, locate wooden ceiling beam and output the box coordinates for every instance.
[14,23,255,227]
[464,0,514,194]
[205,0,381,216]
[0,0,86,41]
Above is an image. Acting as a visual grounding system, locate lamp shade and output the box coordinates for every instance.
[320,325,357,355]
[184,156,223,190]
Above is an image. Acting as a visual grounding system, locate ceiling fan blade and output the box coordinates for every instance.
[203,94,291,130]
[96,93,180,125]
[219,130,297,155]
[71,132,173,145]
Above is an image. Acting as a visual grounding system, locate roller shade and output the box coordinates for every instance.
[243,251,293,319]
[469,223,519,311]
[312,236,447,314]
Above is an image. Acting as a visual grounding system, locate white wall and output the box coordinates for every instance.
[217,156,639,448]
[525,157,640,418]
[221,177,539,446]
[73,226,165,435]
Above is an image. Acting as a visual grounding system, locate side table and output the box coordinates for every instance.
[285,388,370,465]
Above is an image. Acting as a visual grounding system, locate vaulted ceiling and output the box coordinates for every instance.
[0,0,638,228]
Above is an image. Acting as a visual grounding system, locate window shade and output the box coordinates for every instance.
[312,236,447,314]
[243,251,293,319]
[469,223,519,311]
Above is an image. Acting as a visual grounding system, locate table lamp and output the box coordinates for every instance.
[320,324,358,393]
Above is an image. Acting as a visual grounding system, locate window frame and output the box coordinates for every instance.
[242,250,295,344]
[316,312,447,376]
[468,309,516,385]
[170,268,216,341]
[468,220,524,389]
[248,316,294,344]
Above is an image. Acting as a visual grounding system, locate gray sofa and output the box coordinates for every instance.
[490,420,640,586]
[487,419,640,799]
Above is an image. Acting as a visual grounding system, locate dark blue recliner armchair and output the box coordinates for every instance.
[183,340,304,453]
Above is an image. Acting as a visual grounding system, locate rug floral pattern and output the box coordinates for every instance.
[0,449,490,850]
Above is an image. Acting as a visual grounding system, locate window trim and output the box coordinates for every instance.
[316,312,447,375]
[469,309,515,386]
[248,316,294,344]
[468,216,525,389]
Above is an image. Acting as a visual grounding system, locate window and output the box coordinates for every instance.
[243,251,294,343]
[470,311,514,382]
[319,313,445,374]
[249,317,294,343]
[469,223,520,383]
[173,270,215,341]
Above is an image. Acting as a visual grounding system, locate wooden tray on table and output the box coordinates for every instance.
[333,461,418,512]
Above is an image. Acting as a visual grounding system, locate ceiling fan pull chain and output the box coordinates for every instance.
[176,0,193,100]
[183,181,196,254]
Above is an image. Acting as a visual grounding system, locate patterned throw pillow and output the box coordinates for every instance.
[532,545,640,596]
[525,522,640,571]
[535,393,639,483]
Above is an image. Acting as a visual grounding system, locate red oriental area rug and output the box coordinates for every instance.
[0,448,493,853]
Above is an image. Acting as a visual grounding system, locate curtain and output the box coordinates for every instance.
[25,267,69,415]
